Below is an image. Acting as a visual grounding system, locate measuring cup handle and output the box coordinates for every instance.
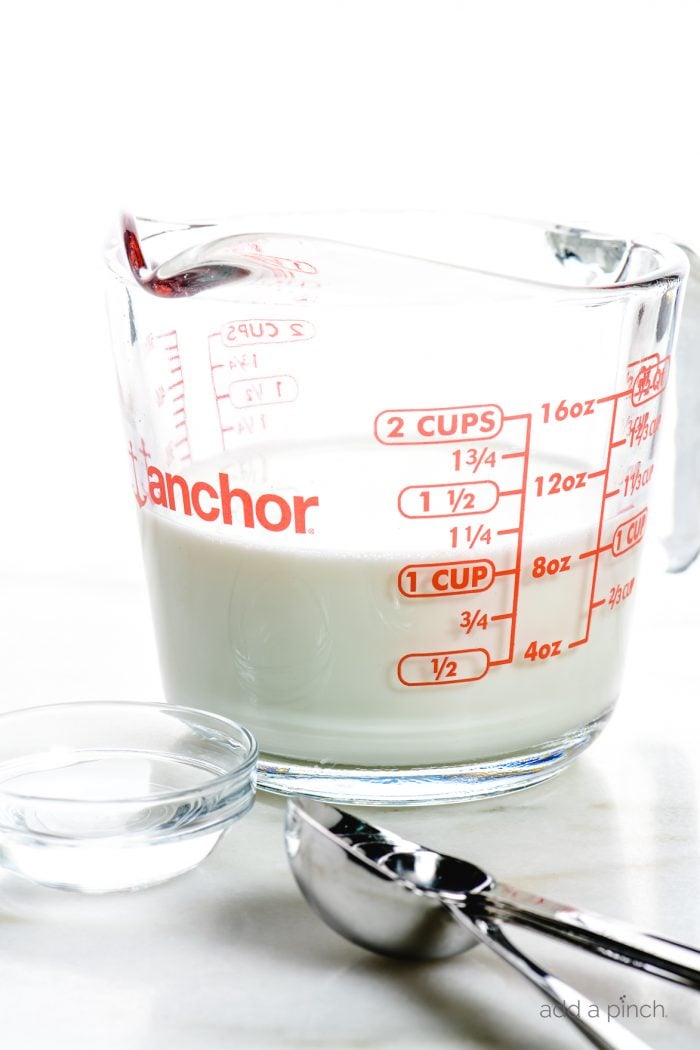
[665,242,700,571]
[479,882,700,988]
[444,903,653,1050]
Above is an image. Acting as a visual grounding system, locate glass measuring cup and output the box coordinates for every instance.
[104,212,690,805]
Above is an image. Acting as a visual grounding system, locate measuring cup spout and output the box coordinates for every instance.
[121,213,250,298]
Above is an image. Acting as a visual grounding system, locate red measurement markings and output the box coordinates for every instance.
[541,398,595,423]
[399,481,499,518]
[209,324,299,446]
[570,399,619,649]
[210,335,235,446]
[532,555,571,578]
[579,541,613,559]
[452,446,498,472]
[608,577,635,608]
[375,404,503,445]
[596,389,632,405]
[228,375,298,408]
[460,609,489,634]
[397,648,489,687]
[449,523,493,549]
[627,410,662,448]
[611,508,648,557]
[218,318,315,348]
[524,639,563,662]
[149,331,191,464]
[220,414,268,441]
[238,252,318,278]
[398,559,495,598]
[534,470,588,496]
[489,413,531,667]
[629,354,669,407]
[622,461,654,498]
[216,352,259,373]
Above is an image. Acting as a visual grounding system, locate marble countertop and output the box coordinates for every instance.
[1,555,699,1049]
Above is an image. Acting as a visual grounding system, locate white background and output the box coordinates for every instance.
[1,0,699,585]
[1,9,699,1048]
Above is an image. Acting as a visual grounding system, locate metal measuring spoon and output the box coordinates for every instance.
[285,799,700,1050]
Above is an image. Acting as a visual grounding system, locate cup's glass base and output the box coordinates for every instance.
[256,711,611,806]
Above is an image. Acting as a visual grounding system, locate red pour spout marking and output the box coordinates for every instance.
[122,214,250,297]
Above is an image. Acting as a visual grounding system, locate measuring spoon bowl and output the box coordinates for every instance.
[285,796,476,959]
[285,798,700,986]
[285,798,657,1050]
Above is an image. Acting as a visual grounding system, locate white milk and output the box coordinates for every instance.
[139,438,642,766]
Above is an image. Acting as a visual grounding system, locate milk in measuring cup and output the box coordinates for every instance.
[139,436,642,766]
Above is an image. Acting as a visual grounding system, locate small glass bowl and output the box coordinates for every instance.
[0,702,257,892]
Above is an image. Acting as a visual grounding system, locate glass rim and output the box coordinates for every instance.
[103,209,690,299]
[0,700,258,807]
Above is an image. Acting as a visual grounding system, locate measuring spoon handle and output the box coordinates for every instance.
[480,882,700,988]
[445,903,653,1050]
